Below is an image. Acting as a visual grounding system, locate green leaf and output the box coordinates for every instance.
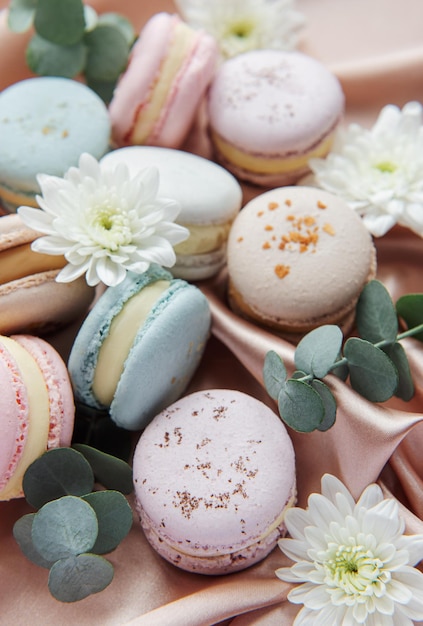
[84,23,129,82]
[382,342,414,401]
[278,379,325,432]
[98,12,135,46]
[85,77,117,104]
[295,325,343,379]
[263,350,287,401]
[82,491,133,554]
[311,380,337,431]
[72,444,133,494]
[344,337,398,402]
[13,514,55,569]
[48,554,114,602]
[356,279,398,343]
[34,0,85,45]
[396,294,423,342]
[23,447,94,510]
[32,496,98,561]
[7,0,37,33]
[26,34,86,78]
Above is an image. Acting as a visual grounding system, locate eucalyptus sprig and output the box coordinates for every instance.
[263,280,423,433]
[7,0,136,102]
[13,445,134,602]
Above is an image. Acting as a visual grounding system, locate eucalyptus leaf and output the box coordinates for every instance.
[84,23,129,82]
[311,380,337,431]
[98,12,135,45]
[23,447,94,510]
[263,350,287,401]
[85,77,117,104]
[396,294,423,342]
[34,0,85,45]
[356,279,398,343]
[26,34,86,78]
[32,496,98,561]
[7,0,37,33]
[278,379,324,432]
[82,491,133,554]
[295,325,343,378]
[344,337,398,402]
[291,370,307,380]
[13,514,55,569]
[382,342,414,401]
[48,553,114,602]
[72,444,133,494]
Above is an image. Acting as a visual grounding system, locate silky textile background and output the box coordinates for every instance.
[0,1,423,624]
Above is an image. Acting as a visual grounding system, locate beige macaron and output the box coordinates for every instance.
[226,186,376,341]
[0,214,94,335]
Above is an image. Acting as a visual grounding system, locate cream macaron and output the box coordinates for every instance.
[226,186,377,340]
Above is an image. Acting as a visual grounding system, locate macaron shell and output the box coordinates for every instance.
[133,389,296,571]
[0,213,40,249]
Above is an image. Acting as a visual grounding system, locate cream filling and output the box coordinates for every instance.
[0,243,66,284]
[174,223,232,255]
[93,280,170,406]
[131,22,195,144]
[211,131,335,174]
[0,336,49,500]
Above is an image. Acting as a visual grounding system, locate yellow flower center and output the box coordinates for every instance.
[375,161,397,173]
[88,204,133,250]
[225,18,256,39]
[324,544,388,596]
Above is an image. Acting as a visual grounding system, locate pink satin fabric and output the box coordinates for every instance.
[1,1,423,625]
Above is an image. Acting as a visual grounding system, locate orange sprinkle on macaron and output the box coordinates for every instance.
[268,202,279,210]
[263,241,271,249]
[317,200,327,209]
[323,223,335,235]
[274,264,290,279]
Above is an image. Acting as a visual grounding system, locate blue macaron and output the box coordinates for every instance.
[68,264,211,431]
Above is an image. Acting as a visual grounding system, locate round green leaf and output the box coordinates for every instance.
[48,554,114,602]
[396,294,423,342]
[85,76,117,105]
[82,491,133,554]
[98,12,136,45]
[23,447,94,510]
[84,23,129,82]
[263,350,287,401]
[356,279,398,343]
[382,342,414,402]
[344,337,398,402]
[34,0,85,45]
[32,496,98,561]
[26,34,87,78]
[295,325,343,379]
[7,0,37,33]
[311,380,337,431]
[278,379,325,432]
[13,514,55,569]
[72,444,133,494]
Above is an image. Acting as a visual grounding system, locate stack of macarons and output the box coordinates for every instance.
[0,334,74,501]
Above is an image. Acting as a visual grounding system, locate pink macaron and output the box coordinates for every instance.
[0,334,75,501]
[207,50,345,186]
[109,12,219,149]
[133,389,296,575]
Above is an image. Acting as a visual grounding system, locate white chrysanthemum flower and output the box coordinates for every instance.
[309,101,423,238]
[276,474,423,626]
[18,153,189,287]
[174,0,305,59]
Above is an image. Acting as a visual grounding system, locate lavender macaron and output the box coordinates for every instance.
[133,389,296,574]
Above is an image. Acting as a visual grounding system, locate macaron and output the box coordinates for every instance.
[207,50,345,187]
[133,389,297,575]
[226,186,377,340]
[0,214,95,335]
[0,334,75,501]
[0,76,111,211]
[101,146,243,280]
[68,264,211,431]
[109,12,218,149]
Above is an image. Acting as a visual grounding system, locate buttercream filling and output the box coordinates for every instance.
[210,130,335,174]
[174,223,231,255]
[131,21,195,144]
[0,337,49,500]
[92,280,170,406]
[0,243,66,284]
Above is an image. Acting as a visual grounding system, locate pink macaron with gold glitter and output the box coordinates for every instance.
[109,12,218,149]
[0,334,75,501]
[133,389,296,575]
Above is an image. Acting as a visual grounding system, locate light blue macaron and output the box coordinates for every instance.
[0,76,110,210]
[68,264,211,431]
